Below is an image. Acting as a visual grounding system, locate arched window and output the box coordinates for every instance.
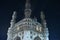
[34,36,41,40]
[14,36,21,40]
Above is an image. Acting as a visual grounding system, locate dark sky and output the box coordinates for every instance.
[0,0,60,40]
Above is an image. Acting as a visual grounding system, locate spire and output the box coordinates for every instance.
[41,11,45,20]
[24,0,32,18]
[12,11,17,21]
[40,11,47,27]
[10,11,17,27]
[25,0,31,9]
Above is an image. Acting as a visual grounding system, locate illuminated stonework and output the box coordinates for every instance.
[7,0,49,40]
[17,26,20,30]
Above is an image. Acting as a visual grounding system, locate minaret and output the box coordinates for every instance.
[24,0,32,18]
[7,11,17,40]
[40,11,49,40]
[10,11,17,27]
[40,11,47,27]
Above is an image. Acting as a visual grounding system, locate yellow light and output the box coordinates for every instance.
[36,26,39,31]
[39,27,42,32]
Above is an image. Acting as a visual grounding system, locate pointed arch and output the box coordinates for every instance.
[14,36,21,40]
[34,36,41,40]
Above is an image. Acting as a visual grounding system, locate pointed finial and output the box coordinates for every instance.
[12,11,16,20]
[41,11,45,20]
[10,11,17,27]
[25,0,31,9]
[24,0,32,18]
[40,11,47,27]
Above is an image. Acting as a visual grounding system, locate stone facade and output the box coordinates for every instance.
[7,0,49,40]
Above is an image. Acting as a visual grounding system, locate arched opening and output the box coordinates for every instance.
[34,36,41,40]
[14,36,21,40]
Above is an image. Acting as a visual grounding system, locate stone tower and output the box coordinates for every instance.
[7,0,49,40]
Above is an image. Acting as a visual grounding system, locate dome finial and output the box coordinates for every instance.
[25,0,30,9]
[24,0,32,18]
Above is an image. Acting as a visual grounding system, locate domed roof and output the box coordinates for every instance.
[11,18,42,32]
[15,18,41,27]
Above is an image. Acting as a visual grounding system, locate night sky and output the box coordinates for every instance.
[0,0,60,40]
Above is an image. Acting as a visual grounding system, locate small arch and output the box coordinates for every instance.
[34,36,41,40]
[14,36,21,40]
